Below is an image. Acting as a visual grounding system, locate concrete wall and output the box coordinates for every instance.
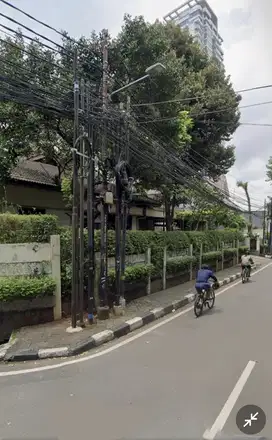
[0,235,61,321]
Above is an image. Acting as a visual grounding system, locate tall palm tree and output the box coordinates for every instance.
[237,180,252,235]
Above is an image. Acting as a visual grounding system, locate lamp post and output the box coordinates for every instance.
[110,63,166,307]
[109,63,166,98]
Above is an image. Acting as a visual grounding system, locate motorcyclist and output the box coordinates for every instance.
[241,249,254,277]
[195,264,219,298]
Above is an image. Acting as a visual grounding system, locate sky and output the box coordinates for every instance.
[0,0,271,211]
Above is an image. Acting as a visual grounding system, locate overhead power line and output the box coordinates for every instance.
[0,0,83,46]
[137,100,272,124]
[132,84,272,107]
[0,11,66,51]
[0,22,61,54]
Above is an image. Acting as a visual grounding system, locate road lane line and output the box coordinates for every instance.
[203,360,257,440]
[0,262,271,377]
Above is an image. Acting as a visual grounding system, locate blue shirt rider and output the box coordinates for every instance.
[195,264,218,297]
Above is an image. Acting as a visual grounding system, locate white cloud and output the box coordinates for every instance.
[1,0,271,208]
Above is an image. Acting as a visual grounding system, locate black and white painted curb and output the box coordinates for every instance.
[1,264,261,363]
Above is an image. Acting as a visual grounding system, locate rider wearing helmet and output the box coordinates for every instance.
[195,264,218,298]
[241,249,254,277]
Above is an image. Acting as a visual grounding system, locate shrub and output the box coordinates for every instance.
[202,251,221,262]
[186,229,244,253]
[238,246,249,254]
[0,276,56,302]
[223,248,237,257]
[0,213,244,294]
[0,214,59,243]
[60,228,244,293]
[108,264,154,284]
[166,256,197,275]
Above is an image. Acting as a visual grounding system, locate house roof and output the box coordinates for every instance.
[11,160,58,187]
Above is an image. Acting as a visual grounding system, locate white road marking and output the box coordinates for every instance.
[0,262,271,377]
[203,360,257,440]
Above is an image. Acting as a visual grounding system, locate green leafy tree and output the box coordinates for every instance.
[108,16,240,228]
[109,16,239,177]
[176,187,247,230]
[0,32,74,183]
[0,16,240,217]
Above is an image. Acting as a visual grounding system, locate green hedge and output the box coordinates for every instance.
[108,264,154,284]
[0,214,245,295]
[0,276,56,302]
[187,229,243,252]
[239,246,249,254]
[223,248,237,257]
[166,256,197,275]
[202,251,222,262]
[0,214,59,243]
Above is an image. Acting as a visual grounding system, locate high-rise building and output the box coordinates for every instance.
[163,0,223,63]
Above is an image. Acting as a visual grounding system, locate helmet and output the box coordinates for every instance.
[201,264,210,270]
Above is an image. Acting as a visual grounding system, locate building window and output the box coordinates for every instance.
[18,206,46,215]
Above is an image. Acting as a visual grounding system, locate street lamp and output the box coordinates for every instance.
[109,62,166,98]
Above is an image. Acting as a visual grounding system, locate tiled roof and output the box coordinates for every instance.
[11,160,59,187]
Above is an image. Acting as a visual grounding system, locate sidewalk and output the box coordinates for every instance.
[0,257,265,362]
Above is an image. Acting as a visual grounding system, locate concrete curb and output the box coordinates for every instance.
[2,264,261,362]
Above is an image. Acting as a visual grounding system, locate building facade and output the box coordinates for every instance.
[163,0,223,63]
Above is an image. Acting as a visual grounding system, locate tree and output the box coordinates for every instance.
[0,32,74,184]
[108,16,240,228]
[176,186,247,230]
[109,16,239,177]
[61,15,239,187]
[0,16,240,210]
[236,181,252,235]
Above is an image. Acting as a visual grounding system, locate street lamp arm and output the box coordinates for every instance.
[110,63,166,98]
[110,74,149,98]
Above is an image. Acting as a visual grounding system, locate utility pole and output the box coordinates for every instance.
[98,36,110,319]
[269,198,272,256]
[262,198,266,254]
[86,82,95,324]
[120,96,131,302]
[71,48,79,328]
[78,79,85,327]
[114,106,123,306]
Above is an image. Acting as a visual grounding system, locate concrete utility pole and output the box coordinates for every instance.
[120,96,131,302]
[71,48,79,328]
[86,82,95,324]
[268,199,272,256]
[114,107,123,307]
[78,78,85,328]
[98,37,110,319]
[262,198,266,254]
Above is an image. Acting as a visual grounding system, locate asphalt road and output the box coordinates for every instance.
[0,261,272,440]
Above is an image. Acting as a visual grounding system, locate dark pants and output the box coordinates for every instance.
[241,264,251,276]
[195,284,211,297]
